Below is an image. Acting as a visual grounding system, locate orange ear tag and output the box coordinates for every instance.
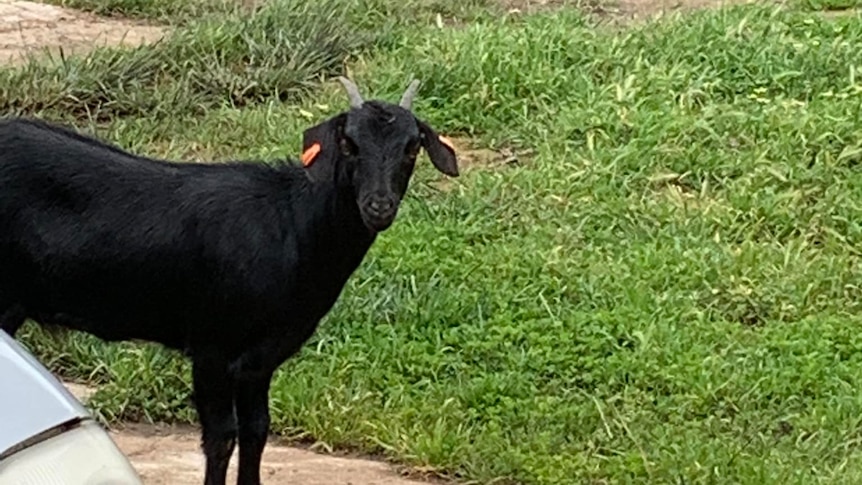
[301,142,321,167]
[438,135,455,152]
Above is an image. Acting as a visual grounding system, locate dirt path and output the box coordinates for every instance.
[63,382,432,485]
[501,0,764,21]
[0,0,164,64]
[107,425,430,485]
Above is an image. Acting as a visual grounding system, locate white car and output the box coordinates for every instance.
[0,330,142,484]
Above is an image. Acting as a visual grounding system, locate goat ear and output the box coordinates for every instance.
[417,119,459,177]
[301,114,346,181]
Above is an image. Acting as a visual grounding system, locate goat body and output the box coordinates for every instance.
[0,117,371,359]
[0,77,459,485]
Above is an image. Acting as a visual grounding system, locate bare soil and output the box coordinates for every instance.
[0,0,165,64]
[500,0,763,20]
[108,426,431,485]
[62,382,432,485]
[612,0,761,19]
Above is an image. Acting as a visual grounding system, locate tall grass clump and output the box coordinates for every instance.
[0,0,366,121]
[47,0,498,24]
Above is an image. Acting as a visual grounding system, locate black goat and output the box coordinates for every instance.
[0,77,459,485]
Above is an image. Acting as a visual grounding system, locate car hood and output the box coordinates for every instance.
[0,331,91,457]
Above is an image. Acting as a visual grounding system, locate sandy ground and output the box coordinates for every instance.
[0,0,164,64]
[502,0,766,21]
[63,382,432,485]
[106,427,431,485]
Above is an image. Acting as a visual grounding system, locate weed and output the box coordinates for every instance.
[0,0,366,121]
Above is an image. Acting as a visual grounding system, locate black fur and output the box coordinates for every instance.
[0,86,458,485]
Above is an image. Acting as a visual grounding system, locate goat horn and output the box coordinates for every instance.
[399,79,421,110]
[337,76,364,109]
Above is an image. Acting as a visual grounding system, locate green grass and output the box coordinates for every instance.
[7,0,862,483]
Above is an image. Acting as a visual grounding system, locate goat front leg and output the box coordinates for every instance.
[235,370,274,485]
[192,352,238,485]
[0,304,26,337]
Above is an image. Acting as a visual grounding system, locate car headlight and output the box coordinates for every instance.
[0,419,142,484]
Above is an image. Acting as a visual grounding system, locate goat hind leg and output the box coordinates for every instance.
[235,372,273,485]
[192,354,238,485]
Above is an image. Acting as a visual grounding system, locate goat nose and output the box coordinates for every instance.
[368,197,393,214]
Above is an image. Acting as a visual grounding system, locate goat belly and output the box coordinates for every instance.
[9,234,219,350]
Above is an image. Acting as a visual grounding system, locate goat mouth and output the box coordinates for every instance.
[360,211,396,233]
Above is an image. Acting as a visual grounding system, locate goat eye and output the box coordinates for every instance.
[340,137,357,156]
